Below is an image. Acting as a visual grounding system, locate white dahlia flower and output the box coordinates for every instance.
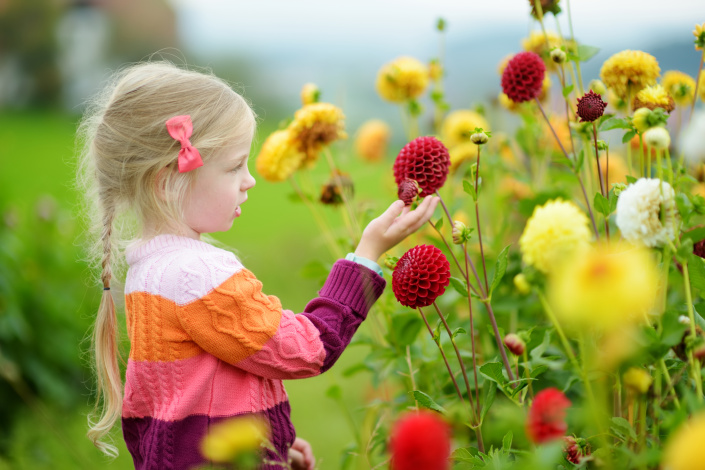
[681,111,705,166]
[615,178,679,247]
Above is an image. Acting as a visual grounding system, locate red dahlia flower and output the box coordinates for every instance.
[390,411,451,470]
[392,245,451,308]
[576,90,608,122]
[393,136,450,197]
[563,436,590,464]
[526,387,571,444]
[501,52,546,103]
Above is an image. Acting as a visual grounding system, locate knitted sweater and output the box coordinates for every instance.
[121,234,386,469]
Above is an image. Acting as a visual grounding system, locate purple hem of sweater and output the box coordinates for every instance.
[301,259,386,372]
[122,401,294,470]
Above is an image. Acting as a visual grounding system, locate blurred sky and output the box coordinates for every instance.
[166,0,705,130]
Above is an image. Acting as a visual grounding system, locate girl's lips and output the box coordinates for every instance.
[234,207,242,217]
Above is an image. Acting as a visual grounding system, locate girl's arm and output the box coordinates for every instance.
[174,197,439,379]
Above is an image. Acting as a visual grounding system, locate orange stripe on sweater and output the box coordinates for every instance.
[125,269,282,365]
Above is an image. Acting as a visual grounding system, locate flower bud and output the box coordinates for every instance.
[504,333,525,356]
[513,273,531,295]
[611,182,627,197]
[679,315,691,325]
[588,79,607,96]
[470,132,489,145]
[632,107,652,134]
[452,220,472,245]
[596,140,608,151]
[384,256,399,270]
[550,48,567,64]
[398,179,421,206]
[623,367,652,395]
[300,83,320,106]
[643,126,671,150]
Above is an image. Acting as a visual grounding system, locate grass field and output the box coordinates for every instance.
[0,110,402,469]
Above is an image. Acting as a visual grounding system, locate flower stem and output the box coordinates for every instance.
[464,243,481,418]
[593,123,610,238]
[426,219,471,288]
[659,358,681,409]
[289,175,344,259]
[537,291,580,372]
[535,97,599,238]
[323,148,360,244]
[433,302,479,424]
[682,261,704,401]
[406,345,419,411]
[418,307,486,452]
[474,145,490,294]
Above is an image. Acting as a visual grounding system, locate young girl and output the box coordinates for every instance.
[76,61,440,470]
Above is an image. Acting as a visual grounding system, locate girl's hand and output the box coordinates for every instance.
[289,437,315,470]
[354,196,440,263]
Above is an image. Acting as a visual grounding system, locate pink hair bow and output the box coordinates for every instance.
[166,115,203,173]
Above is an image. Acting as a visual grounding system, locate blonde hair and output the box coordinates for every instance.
[75,61,256,456]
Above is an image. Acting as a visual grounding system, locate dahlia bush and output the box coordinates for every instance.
[248,8,705,470]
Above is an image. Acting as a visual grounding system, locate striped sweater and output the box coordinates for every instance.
[121,234,386,469]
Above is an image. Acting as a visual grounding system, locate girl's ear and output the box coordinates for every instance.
[154,166,174,202]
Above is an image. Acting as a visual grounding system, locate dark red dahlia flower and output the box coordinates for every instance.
[504,333,526,356]
[398,179,421,206]
[393,136,450,198]
[563,436,590,465]
[392,245,451,308]
[390,411,451,470]
[526,387,571,444]
[501,52,546,103]
[576,90,608,122]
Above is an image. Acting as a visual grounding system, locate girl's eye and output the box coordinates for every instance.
[231,163,245,172]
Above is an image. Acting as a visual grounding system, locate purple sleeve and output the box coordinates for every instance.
[300,259,386,373]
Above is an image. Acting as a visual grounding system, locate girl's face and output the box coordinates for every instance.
[180,137,256,239]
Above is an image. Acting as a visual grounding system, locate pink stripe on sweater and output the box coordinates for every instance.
[122,353,287,421]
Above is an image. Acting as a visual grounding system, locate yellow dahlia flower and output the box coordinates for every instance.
[441,110,490,148]
[548,242,659,333]
[255,130,305,182]
[600,50,660,100]
[607,89,628,112]
[376,56,429,103]
[695,22,705,51]
[663,412,705,470]
[632,84,675,113]
[622,367,653,396]
[288,102,347,166]
[519,199,592,274]
[498,176,533,200]
[300,83,320,106]
[201,416,269,463]
[448,142,477,174]
[497,55,513,76]
[594,153,628,186]
[429,59,443,81]
[662,70,696,106]
[354,119,391,162]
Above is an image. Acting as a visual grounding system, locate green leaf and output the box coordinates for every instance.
[676,238,694,264]
[489,245,511,297]
[622,129,637,144]
[411,390,447,413]
[480,382,497,423]
[326,384,342,400]
[611,416,637,442]
[683,226,705,245]
[576,44,600,62]
[530,364,549,379]
[599,117,631,131]
[661,309,688,348]
[562,84,574,98]
[463,179,477,201]
[451,446,482,464]
[300,260,329,280]
[608,187,618,213]
[575,148,585,172]
[593,192,611,216]
[452,327,467,339]
[449,276,469,297]
[480,362,508,386]
[502,431,513,451]
[390,313,423,347]
[687,254,705,292]
[626,175,638,184]
[435,217,444,230]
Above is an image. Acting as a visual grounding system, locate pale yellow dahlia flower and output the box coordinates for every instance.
[354,119,391,162]
[448,142,477,174]
[255,130,305,182]
[441,110,490,148]
[201,416,269,463]
[663,412,705,470]
[695,22,705,51]
[632,84,675,113]
[662,70,696,106]
[600,50,660,100]
[288,103,347,166]
[548,242,658,333]
[521,30,569,71]
[519,199,592,274]
[376,56,429,103]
